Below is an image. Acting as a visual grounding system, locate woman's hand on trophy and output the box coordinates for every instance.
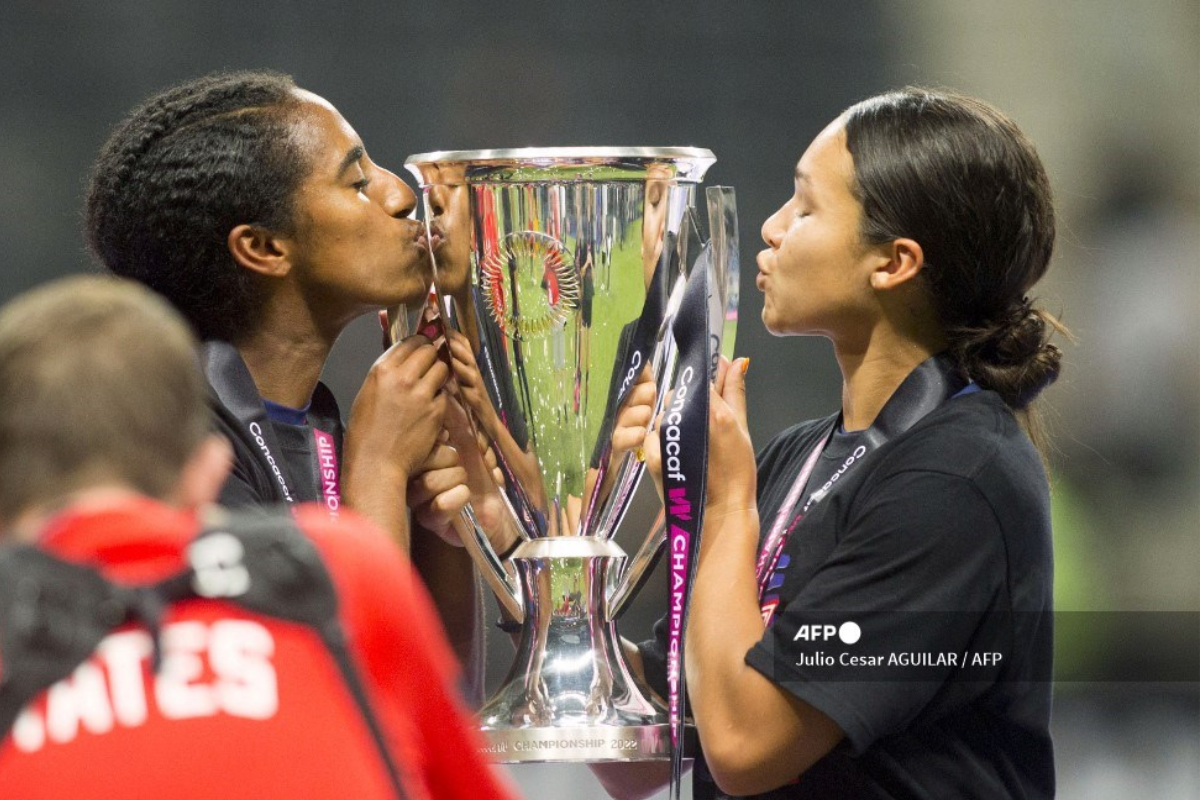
[408,395,516,552]
[705,356,756,521]
[583,365,659,514]
[342,334,450,546]
[347,334,449,478]
[407,436,471,545]
[478,428,506,489]
[642,418,666,506]
[643,357,755,518]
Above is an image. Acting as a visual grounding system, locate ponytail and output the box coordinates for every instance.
[949,297,1065,410]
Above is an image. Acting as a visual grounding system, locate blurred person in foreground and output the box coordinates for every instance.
[0,276,518,800]
[84,71,508,693]
[600,88,1065,799]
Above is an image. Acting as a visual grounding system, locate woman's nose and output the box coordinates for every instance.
[379,167,418,219]
[761,206,785,248]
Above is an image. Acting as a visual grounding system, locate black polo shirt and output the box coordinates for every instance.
[202,341,345,510]
[640,389,1055,799]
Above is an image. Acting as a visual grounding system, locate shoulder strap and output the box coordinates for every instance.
[0,509,409,800]
[0,546,135,737]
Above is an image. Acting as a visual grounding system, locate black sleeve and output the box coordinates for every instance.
[745,469,1007,754]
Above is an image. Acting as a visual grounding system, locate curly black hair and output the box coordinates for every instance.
[86,70,308,342]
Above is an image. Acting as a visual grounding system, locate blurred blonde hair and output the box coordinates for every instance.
[0,275,209,521]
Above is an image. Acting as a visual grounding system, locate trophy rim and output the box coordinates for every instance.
[405,145,715,165]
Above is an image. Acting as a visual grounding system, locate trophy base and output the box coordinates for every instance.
[476,538,670,764]
[479,723,670,763]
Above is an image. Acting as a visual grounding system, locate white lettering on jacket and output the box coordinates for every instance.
[10,620,278,753]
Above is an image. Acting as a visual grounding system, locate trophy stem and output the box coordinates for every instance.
[606,511,666,621]
[477,537,668,763]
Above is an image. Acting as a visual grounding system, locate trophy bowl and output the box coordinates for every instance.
[405,147,734,763]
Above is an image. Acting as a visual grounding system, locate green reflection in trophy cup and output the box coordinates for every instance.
[404,148,737,763]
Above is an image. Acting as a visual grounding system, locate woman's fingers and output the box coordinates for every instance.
[420,442,460,471]
[704,360,757,516]
[408,464,469,507]
[713,354,731,395]
[447,329,479,372]
[722,357,749,426]
[611,425,648,454]
[643,410,664,473]
[478,436,507,489]
[412,484,472,545]
[642,417,665,502]
[611,374,657,457]
[617,402,654,430]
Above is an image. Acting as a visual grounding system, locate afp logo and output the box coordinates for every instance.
[793,621,861,645]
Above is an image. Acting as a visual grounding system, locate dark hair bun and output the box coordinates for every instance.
[951,299,1062,409]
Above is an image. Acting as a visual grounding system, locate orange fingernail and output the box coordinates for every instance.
[740,358,750,375]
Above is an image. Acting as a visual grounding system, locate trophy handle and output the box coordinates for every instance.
[606,189,738,622]
[453,507,525,623]
[706,186,739,361]
[605,511,666,621]
[603,262,695,619]
[389,301,526,622]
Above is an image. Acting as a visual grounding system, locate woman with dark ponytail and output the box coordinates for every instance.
[843,90,1066,450]
[604,89,1065,799]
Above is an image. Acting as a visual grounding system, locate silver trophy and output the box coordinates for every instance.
[404,148,737,763]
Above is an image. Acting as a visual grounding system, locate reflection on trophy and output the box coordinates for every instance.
[405,148,737,763]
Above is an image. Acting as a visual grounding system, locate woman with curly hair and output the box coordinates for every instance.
[86,71,487,690]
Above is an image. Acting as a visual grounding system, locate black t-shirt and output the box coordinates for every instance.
[639,390,1055,799]
[202,341,345,509]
